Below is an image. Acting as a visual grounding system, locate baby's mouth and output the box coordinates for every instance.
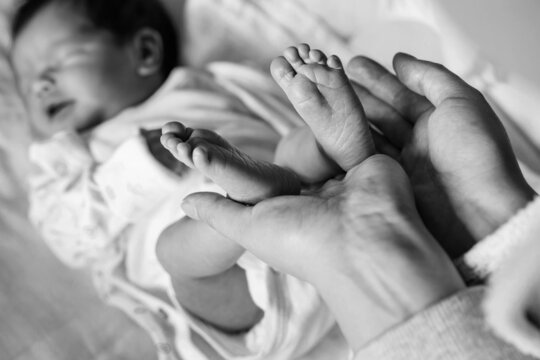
[46,101,74,120]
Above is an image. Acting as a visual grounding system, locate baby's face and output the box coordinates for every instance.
[12,3,157,138]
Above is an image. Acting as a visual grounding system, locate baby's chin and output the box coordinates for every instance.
[29,114,105,141]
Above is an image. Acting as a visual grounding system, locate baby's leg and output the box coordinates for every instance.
[271,44,375,177]
[159,123,298,333]
[161,122,300,204]
[157,216,263,332]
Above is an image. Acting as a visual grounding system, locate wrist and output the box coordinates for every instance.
[473,177,536,240]
[313,210,464,351]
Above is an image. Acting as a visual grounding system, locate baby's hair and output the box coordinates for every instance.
[11,0,179,77]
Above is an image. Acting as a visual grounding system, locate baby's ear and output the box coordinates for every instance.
[132,28,163,77]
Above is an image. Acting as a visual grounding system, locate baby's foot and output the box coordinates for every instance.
[160,122,300,204]
[270,44,375,171]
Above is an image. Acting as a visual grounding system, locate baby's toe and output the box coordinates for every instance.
[309,49,327,65]
[161,133,182,151]
[327,55,343,70]
[297,43,311,61]
[283,46,305,70]
[271,56,297,86]
[175,142,195,168]
[190,129,229,148]
[192,146,210,169]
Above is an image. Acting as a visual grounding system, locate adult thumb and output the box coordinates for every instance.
[182,192,253,245]
[393,53,482,107]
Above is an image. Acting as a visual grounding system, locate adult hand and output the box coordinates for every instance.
[181,154,464,351]
[346,53,536,258]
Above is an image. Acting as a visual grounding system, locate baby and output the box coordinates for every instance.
[158,44,375,285]
[11,0,351,358]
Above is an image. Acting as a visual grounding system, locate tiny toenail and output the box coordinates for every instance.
[284,50,295,61]
[298,43,309,53]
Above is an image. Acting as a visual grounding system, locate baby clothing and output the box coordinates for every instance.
[28,63,336,360]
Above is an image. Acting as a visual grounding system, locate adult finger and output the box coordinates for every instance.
[393,53,485,107]
[347,56,432,122]
[351,81,411,149]
[182,192,253,247]
[370,128,401,160]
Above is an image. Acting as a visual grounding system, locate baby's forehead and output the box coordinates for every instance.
[12,5,99,62]
[13,2,96,45]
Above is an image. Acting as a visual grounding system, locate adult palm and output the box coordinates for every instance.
[347,54,535,257]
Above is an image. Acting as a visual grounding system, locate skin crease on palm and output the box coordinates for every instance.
[11,1,163,139]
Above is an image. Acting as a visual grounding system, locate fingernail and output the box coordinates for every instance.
[181,198,199,220]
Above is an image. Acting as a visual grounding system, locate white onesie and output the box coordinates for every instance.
[28,63,337,360]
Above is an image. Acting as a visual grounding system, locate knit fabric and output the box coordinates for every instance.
[355,287,536,360]
[458,196,540,280]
